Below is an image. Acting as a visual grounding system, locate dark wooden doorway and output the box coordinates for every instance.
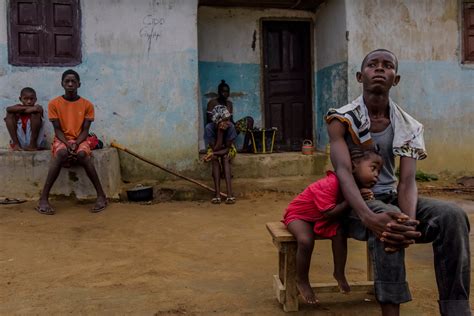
[262,21,312,151]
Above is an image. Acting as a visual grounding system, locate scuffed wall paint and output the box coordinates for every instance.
[392,61,474,175]
[0,1,6,44]
[315,62,348,151]
[314,0,348,149]
[197,6,316,149]
[345,0,474,174]
[0,0,200,179]
[315,0,348,71]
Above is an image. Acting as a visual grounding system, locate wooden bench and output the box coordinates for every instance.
[266,222,374,312]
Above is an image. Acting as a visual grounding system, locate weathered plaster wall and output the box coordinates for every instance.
[314,0,348,150]
[346,0,474,175]
[0,0,199,180]
[197,6,316,148]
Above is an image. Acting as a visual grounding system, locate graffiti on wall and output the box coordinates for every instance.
[140,0,174,54]
[140,15,165,53]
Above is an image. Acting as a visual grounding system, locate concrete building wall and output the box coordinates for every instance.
[0,0,199,180]
[314,0,348,150]
[197,7,316,148]
[345,0,474,175]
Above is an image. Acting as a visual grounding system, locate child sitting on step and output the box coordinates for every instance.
[282,147,382,304]
[4,87,46,151]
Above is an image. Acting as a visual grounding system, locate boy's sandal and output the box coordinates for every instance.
[225,197,236,204]
[90,203,107,213]
[35,205,55,215]
[211,197,221,204]
[0,198,26,205]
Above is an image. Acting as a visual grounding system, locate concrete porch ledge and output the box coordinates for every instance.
[230,152,329,179]
[120,151,330,182]
[0,148,121,200]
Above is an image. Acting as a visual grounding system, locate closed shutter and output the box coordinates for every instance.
[9,0,44,65]
[464,4,474,62]
[45,0,81,64]
[8,0,81,66]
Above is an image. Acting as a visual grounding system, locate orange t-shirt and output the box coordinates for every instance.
[48,96,94,140]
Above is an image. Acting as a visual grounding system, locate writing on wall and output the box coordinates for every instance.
[139,0,174,54]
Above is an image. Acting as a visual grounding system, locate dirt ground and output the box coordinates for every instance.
[1,191,473,315]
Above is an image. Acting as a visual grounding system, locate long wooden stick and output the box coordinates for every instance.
[110,141,227,197]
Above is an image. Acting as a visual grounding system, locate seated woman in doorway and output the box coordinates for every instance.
[203,105,237,205]
[206,80,254,153]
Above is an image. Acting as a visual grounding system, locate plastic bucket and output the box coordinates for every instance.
[301,139,313,155]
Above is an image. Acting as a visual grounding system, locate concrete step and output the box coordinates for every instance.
[0,148,122,200]
[1,148,329,202]
[120,151,330,182]
[120,174,328,203]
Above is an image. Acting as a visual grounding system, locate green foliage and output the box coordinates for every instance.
[395,168,438,182]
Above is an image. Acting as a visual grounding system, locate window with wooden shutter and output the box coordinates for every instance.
[464,2,474,62]
[8,0,81,66]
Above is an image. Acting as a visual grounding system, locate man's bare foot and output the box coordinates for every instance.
[296,281,319,304]
[333,273,351,294]
[36,199,55,215]
[91,195,107,213]
[11,143,22,151]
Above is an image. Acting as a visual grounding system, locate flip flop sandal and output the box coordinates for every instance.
[0,198,26,205]
[35,205,55,215]
[225,197,236,204]
[90,203,107,213]
[211,197,221,204]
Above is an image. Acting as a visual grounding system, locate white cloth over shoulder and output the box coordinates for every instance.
[325,95,427,160]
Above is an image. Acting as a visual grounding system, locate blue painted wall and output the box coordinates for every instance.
[198,61,261,149]
[199,61,262,125]
[0,46,199,170]
[315,62,348,151]
[391,61,474,174]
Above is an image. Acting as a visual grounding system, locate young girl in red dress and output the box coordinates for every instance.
[282,147,383,304]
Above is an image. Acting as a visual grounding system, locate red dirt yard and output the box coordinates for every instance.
[1,192,473,315]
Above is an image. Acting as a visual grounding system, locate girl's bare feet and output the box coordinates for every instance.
[333,273,351,294]
[296,281,319,304]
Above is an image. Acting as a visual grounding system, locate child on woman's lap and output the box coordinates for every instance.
[282,147,382,304]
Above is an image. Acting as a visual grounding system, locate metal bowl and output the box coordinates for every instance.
[126,185,153,202]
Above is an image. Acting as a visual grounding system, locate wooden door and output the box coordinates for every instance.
[262,21,312,151]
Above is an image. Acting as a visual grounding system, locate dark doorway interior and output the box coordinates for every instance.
[262,21,312,151]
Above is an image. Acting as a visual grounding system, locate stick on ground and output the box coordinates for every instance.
[110,141,227,198]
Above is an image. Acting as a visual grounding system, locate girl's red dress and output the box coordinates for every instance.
[282,171,342,238]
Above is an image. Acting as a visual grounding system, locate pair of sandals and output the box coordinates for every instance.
[211,196,236,204]
[35,201,107,215]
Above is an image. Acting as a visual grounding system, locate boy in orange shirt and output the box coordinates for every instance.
[37,69,107,215]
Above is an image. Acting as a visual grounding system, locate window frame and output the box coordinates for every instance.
[8,0,82,66]
[462,1,474,63]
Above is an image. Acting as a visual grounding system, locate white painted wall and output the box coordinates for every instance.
[198,6,315,64]
[345,0,460,99]
[0,1,6,44]
[83,0,197,56]
[315,0,348,70]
